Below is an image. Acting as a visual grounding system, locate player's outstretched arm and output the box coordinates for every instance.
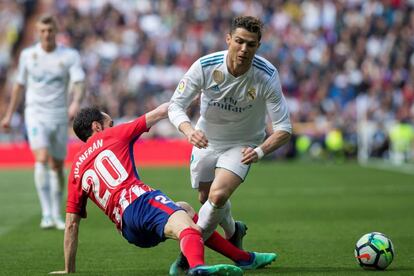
[145,102,170,128]
[50,213,81,274]
[1,84,25,129]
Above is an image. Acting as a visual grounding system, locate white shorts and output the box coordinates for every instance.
[190,145,251,189]
[25,119,68,160]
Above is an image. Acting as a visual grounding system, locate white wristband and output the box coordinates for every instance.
[254,147,265,159]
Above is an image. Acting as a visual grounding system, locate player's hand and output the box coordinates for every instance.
[187,129,208,149]
[241,147,259,165]
[68,102,80,121]
[49,270,68,274]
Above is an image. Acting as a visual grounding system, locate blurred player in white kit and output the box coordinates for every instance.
[1,14,85,230]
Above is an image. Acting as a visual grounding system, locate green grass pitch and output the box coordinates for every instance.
[0,162,413,275]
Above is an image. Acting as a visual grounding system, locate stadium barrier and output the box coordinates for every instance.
[0,139,192,168]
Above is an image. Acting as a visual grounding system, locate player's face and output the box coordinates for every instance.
[226,28,260,69]
[37,22,57,51]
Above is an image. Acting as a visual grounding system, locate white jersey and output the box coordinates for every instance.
[16,43,85,123]
[169,50,292,148]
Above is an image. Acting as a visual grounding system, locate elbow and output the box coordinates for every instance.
[160,102,171,118]
[167,102,177,119]
[285,132,292,143]
[276,130,291,145]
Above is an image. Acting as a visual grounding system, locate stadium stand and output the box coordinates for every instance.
[1,0,413,163]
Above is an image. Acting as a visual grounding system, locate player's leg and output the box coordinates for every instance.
[33,148,53,228]
[197,168,241,239]
[199,183,247,249]
[26,120,53,228]
[189,146,227,240]
[172,202,276,273]
[199,185,247,249]
[205,226,277,270]
[48,123,68,230]
[164,210,205,268]
[176,203,251,263]
[215,146,250,247]
[190,146,241,240]
[122,191,241,275]
[48,157,65,230]
[165,204,242,276]
[197,182,211,204]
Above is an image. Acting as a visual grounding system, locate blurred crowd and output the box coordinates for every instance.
[1,0,414,161]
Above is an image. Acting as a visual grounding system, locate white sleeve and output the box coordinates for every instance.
[168,61,203,129]
[69,50,85,83]
[15,50,28,86]
[265,71,292,134]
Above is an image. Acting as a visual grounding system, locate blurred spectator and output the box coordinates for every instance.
[1,0,414,162]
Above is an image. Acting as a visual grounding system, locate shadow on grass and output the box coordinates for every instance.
[246,266,414,275]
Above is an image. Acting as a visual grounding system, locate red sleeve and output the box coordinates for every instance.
[109,115,149,141]
[66,164,87,218]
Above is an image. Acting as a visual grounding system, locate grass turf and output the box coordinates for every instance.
[0,161,413,275]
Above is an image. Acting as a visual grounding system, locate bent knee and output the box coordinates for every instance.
[208,190,230,207]
[175,201,196,218]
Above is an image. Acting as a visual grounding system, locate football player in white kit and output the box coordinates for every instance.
[168,16,292,274]
[1,15,85,230]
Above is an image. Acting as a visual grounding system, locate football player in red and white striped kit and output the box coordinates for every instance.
[50,103,257,275]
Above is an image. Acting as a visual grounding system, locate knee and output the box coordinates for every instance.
[190,224,202,233]
[175,201,196,218]
[208,190,229,207]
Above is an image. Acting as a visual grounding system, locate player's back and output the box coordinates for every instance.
[68,116,153,229]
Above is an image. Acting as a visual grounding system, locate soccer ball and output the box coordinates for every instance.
[354,232,394,270]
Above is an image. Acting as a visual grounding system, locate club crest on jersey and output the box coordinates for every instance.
[247,87,256,100]
[211,85,220,92]
[59,61,65,69]
[213,70,224,84]
[177,79,186,93]
[32,53,37,60]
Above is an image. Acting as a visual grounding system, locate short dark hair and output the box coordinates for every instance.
[230,16,263,41]
[73,107,104,142]
[37,14,59,29]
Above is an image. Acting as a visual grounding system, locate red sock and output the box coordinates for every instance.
[205,231,251,262]
[179,228,204,268]
[192,213,250,263]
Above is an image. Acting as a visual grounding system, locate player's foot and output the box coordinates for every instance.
[53,217,66,230]
[169,252,190,276]
[236,252,277,270]
[228,221,248,250]
[40,216,54,229]
[186,264,243,276]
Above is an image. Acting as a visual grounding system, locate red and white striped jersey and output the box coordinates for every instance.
[66,115,154,230]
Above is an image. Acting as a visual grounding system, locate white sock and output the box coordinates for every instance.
[197,200,226,240]
[219,200,236,239]
[34,162,51,218]
[49,169,63,220]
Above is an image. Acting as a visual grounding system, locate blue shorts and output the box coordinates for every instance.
[121,190,184,248]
